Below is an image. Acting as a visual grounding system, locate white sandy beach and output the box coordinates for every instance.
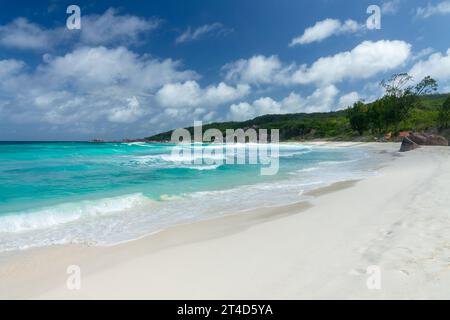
[0,143,448,299]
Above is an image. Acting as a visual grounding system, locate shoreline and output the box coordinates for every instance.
[0,179,352,299]
[0,143,449,299]
[0,141,383,253]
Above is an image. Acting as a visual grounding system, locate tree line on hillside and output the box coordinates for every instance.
[146,73,450,142]
[347,73,450,136]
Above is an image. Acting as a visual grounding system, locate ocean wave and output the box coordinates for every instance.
[279,150,312,158]
[159,194,185,201]
[185,164,223,171]
[295,167,319,173]
[318,159,360,166]
[128,143,312,166]
[160,152,225,163]
[175,143,311,151]
[0,193,154,233]
[123,142,148,146]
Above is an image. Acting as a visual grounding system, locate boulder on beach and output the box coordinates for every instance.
[400,132,449,151]
[425,134,449,146]
[408,133,448,146]
[400,137,420,152]
[407,132,448,147]
[409,133,428,145]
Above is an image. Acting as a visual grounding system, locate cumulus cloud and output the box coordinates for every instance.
[382,0,402,14]
[0,18,60,50]
[41,46,196,91]
[0,44,254,136]
[156,81,250,108]
[412,47,435,61]
[292,40,411,85]
[416,1,450,18]
[0,8,160,50]
[289,19,362,46]
[0,39,410,137]
[409,48,450,84]
[0,59,25,78]
[79,8,160,46]
[0,46,199,135]
[228,85,339,121]
[228,100,276,122]
[224,40,411,87]
[176,23,232,44]
[108,97,144,123]
[338,92,360,109]
[222,55,294,85]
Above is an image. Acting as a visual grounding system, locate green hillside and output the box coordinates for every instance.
[145,93,450,142]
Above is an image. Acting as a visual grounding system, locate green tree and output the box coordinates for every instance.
[367,98,387,135]
[438,97,450,130]
[380,74,438,132]
[347,101,369,135]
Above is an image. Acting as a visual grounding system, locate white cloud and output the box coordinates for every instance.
[0,18,59,50]
[0,9,160,50]
[108,97,144,123]
[0,59,25,78]
[156,81,250,108]
[338,92,360,109]
[382,0,402,14]
[292,40,411,85]
[228,98,279,121]
[42,46,197,92]
[223,40,410,87]
[176,23,232,44]
[410,48,450,84]
[412,47,435,61]
[416,1,450,18]
[360,81,385,103]
[1,43,261,136]
[0,59,28,94]
[223,55,294,85]
[228,85,339,121]
[80,8,160,46]
[0,46,199,132]
[289,19,362,46]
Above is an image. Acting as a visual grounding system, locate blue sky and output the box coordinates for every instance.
[0,0,449,140]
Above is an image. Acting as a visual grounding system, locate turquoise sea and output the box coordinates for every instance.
[0,142,385,251]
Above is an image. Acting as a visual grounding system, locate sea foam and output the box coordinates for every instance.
[0,193,153,233]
